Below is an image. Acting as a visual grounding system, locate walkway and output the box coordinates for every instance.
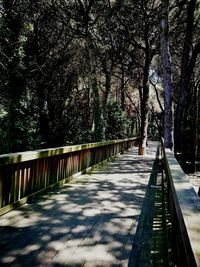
[0,142,169,267]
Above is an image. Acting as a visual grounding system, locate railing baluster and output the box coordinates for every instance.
[0,138,138,216]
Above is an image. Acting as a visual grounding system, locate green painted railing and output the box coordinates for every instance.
[161,139,200,267]
[0,138,139,216]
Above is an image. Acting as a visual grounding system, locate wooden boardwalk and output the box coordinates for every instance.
[0,142,168,267]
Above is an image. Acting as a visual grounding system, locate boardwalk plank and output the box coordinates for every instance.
[0,142,159,267]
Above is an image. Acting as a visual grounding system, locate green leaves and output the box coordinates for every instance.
[105,100,131,140]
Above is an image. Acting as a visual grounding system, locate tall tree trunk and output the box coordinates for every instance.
[139,83,149,155]
[160,0,174,150]
[86,35,103,141]
[102,63,113,139]
[175,0,197,153]
[191,84,199,172]
[121,63,125,111]
[138,46,150,155]
[37,86,49,148]
[31,20,50,148]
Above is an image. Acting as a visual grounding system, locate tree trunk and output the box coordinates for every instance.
[160,0,174,150]
[86,35,103,141]
[191,84,199,172]
[102,67,112,139]
[37,87,49,148]
[175,0,197,153]
[121,64,125,111]
[139,84,149,155]
[138,45,150,155]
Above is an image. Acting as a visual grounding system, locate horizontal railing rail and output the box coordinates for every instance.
[161,138,200,267]
[0,137,139,216]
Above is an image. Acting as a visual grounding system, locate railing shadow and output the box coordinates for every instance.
[128,152,170,267]
[0,146,155,266]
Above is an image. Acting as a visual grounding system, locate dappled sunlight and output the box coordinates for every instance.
[0,142,159,266]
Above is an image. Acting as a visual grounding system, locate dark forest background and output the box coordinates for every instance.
[0,0,200,172]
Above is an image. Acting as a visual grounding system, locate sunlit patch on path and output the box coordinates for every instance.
[0,142,170,266]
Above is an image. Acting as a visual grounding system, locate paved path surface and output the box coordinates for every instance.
[0,142,163,267]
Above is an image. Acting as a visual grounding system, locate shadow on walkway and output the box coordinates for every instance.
[128,148,171,267]
[0,142,171,267]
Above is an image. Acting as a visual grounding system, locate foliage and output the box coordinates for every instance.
[0,0,199,166]
[105,100,131,140]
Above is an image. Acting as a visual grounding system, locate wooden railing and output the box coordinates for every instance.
[0,138,138,216]
[161,140,200,267]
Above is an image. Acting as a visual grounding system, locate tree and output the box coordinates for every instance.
[174,0,199,155]
[0,0,29,152]
[160,0,174,150]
